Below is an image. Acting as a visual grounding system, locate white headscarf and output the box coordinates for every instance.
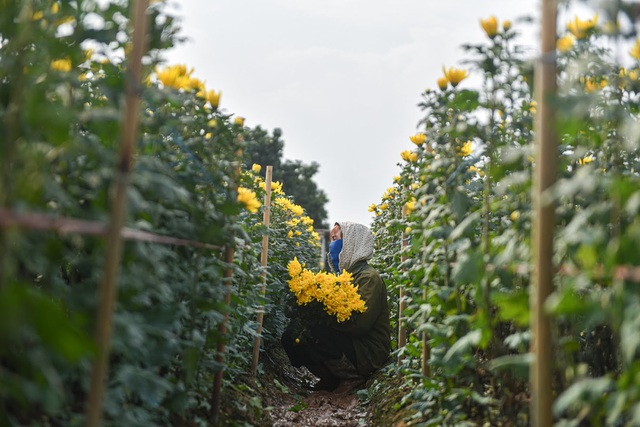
[337,221,375,271]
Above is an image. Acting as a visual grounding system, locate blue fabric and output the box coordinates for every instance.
[329,239,343,272]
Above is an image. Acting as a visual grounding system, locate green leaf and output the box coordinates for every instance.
[491,289,530,327]
[553,377,613,416]
[449,211,481,241]
[288,400,308,412]
[488,353,532,379]
[449,89,480,112]
[452,249,483,286]
[444,329,482,361]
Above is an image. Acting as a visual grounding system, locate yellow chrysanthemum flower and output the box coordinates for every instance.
[237,187,261,213]
[458,141,473,157]
[208,119,217,128]
[503,20,512,31]
[287,230,294,238]
[287,260,365,322]
[288,203,304,216]
[368,203,377,212]
[578,155,594,165]
[442,66,469,88]
[583,77,607,93]
[156,64,194,90]
[51,58,72,72]
[510,211,520,222]
[566,14,598,40]
[197,89,221,109]
[271,181,283,194]
[410,133,427,146]
[404,200,415,214]
[400,150,418,163]
[437,76,449,91]
[251,164,262,174]
[468,165,485,177]
[480,16,498,38]
[630,38,640,61]
[557,35,575,53]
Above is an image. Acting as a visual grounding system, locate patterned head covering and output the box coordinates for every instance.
[336,221,375,271]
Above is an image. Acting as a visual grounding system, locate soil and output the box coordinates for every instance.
[259,344,370,427]
[218,342,402,426]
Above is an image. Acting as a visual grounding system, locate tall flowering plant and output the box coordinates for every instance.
[286,257,366,323]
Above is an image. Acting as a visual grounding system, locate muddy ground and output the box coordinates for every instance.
[222,342,413,427]
[261,345,371,427]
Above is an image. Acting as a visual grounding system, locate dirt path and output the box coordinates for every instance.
[262,346,370,426]
[269,389,366,427]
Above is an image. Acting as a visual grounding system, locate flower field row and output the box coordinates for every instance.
[368,6,640,426]
[0,1,322,425]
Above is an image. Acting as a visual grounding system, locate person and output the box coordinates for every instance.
[281,221,391,393]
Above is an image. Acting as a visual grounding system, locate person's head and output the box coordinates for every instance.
[328,223,343,273]
[328,221,374,272]
[330,222,342,242]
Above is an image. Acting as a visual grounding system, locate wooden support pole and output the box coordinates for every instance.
[398,203,408,357]
[85,2,149,426]
[251,165,273,375]
[211,137,243,426]
[530,1,557,426]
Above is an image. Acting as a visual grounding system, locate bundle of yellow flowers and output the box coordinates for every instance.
[287,257,366,323]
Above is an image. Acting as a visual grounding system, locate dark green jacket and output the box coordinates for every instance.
[334,260,391,375]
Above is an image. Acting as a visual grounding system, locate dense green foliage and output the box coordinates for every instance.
[0,1,320,425]
[6,1,640,427]
[369,6,640,426]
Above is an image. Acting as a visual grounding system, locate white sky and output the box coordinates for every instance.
[165,1,544,227]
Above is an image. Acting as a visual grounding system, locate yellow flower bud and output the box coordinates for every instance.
[437,76,449,91]
[480,16,498,38]
[442,66,469,88]
[630,38,640,61]
[566,14,598,40]
[50,58,72,72]
[234,116,245,126]
[557,35,575,53]
[409,133,427,146]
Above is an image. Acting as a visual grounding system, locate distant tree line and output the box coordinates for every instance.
[242,126,329,229]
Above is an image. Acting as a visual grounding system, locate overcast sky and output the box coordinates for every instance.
[165,1,544,227]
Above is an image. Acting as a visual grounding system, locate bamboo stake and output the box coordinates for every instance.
[251,165,273,375]
[0,208,222,250]
[398,203,408,358]
[530,1,557,426]
[85,1,149,426]
[211,138,243,426]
